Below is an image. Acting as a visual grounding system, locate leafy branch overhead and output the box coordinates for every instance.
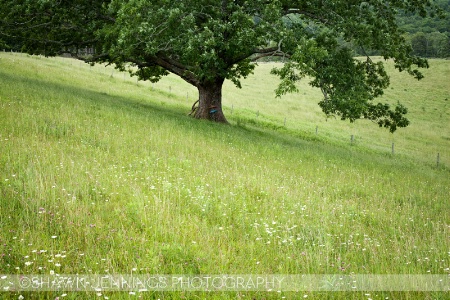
[0,0,444,130]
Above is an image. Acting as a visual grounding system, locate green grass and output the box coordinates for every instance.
[0,52,449,299]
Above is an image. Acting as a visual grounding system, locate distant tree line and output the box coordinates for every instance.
[404,31,450,58]
[353,31,450,59]
[350,0,450,58]
[398,0,450,58]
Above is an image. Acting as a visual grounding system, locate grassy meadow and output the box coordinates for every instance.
[0,52,449,299]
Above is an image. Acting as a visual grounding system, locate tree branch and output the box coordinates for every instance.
[251,40,290,61]
[283,8,329,24]
[152,55,200,86]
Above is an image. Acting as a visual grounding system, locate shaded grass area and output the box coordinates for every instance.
[0,53,449,299]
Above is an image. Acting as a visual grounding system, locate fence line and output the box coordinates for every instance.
[221,100,445,168]
[227,107,445,168]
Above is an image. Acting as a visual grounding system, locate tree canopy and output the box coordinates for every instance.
[0,0,443,132]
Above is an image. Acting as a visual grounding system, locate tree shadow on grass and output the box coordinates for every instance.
[1,67,187,122]
[1,67,443,173]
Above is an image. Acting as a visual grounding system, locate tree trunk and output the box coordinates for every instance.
[194,78,228,123]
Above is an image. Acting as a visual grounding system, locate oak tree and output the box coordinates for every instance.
[0,0,441,131]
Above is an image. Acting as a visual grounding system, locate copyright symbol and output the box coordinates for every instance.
[19,276,31,289]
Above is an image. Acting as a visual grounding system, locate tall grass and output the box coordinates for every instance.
[0,52,448,299]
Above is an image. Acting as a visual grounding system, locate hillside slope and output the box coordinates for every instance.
[0,53,449,299]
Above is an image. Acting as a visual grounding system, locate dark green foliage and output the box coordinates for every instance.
[0,0,442,131]
[406,31,450,58]
[397,0,449,58]
[398,0,449,33]
[0,0,108,56]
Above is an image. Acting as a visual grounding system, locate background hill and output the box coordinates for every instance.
[398,0,450,33]
[0,53,449,299]
[397,0,450,58]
